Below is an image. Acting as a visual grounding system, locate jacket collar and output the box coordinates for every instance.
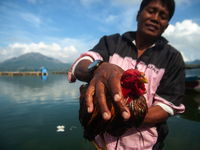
[122,31,169,46]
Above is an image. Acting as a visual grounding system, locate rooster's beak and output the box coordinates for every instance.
[139,72,148,83]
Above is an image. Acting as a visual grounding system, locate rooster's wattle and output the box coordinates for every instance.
[79,69,148,150]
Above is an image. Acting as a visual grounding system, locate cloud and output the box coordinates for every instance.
[110,0,190,6]
[105,15,119,24]
[89,5,138,33]
[0,42,79,63]
[1,0,199,64]
[0,33,99,63]
[80,0,102,7]
[163,20,200,62]
[27,0,36,4]
[117,7,138,32]
[20,13,41,27]
[26,0,44,4]
[110,0,141,6]
[175,0,190,5]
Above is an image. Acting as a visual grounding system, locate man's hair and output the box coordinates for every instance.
[139,0,175,21]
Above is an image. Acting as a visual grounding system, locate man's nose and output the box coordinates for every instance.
[151,13,159,23]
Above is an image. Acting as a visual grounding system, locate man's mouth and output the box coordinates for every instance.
[146,24,158,31]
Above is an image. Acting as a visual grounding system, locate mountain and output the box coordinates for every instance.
[0,52,72,71]
[185,59,200,64]
[2,53,199,72]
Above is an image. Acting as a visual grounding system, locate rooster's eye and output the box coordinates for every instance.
[125,75,130,79]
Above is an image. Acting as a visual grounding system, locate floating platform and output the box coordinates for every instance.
[51,71,68,74]
[0,72,48,76]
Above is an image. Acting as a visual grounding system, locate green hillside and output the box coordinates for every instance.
[0,52,72,71]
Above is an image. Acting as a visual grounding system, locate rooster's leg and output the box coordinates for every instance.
[99,134,108,150]
[91,140,103,150]
[90,134,107,150]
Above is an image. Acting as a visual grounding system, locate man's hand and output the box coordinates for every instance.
[85,62,131,120]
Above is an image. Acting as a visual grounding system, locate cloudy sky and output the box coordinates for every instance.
[0,0,200,63]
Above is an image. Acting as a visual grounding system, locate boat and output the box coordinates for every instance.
[185,64,200,92]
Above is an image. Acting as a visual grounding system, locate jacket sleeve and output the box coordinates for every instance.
[89,33,121,62]
[154,47,186,115]
[67,33,121,83]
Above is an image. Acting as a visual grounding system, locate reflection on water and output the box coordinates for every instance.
[0,74,200,150]
[181,90,200,122]
[0,75,78,103]
[164,89,200,150]
[0,75,94,150]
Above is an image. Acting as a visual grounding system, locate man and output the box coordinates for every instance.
[68,0,185,149]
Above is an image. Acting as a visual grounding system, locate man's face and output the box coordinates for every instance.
[137,0,169,39]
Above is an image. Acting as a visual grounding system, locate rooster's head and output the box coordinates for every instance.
[121,69,148,97]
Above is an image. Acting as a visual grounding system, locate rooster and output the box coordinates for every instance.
[79,69,148,150]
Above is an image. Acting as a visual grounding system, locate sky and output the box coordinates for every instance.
[0,0,200,63]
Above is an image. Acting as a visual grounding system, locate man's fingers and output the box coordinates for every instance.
[107,68,123,102]
[95,82,111,120]
[86,79,111,120]
[113,94,121,102]
[85,82,95,113]
[115,97,130,120]
[109,76,130,120]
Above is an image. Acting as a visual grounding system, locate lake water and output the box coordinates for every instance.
[0,74,200,150]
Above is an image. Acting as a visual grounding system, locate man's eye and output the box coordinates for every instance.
[160,12,169,20]
[147,8,154,14]
[147,10,153,14]
[161,15,168,20]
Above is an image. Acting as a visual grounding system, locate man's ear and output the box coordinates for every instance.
[136,11,140,21]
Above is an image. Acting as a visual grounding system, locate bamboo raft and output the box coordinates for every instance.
[50,71,68,74]
[0,72,48,76]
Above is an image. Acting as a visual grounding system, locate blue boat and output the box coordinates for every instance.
[40,66,48,76]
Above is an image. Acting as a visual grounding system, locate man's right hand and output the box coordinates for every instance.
[85,62,131,120]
